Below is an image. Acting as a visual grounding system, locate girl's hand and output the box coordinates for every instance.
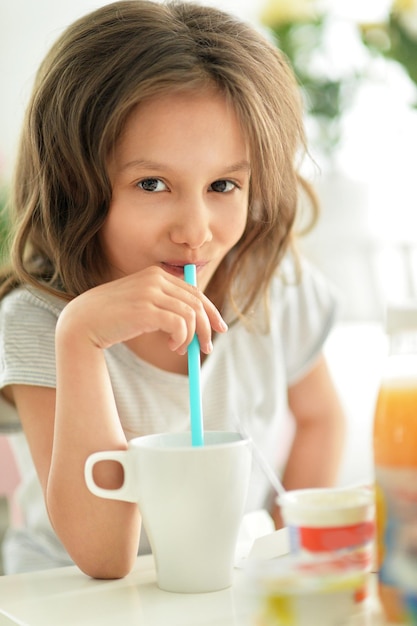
[56,266,227,355]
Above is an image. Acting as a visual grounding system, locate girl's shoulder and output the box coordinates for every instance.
[271,255,340,383]
[1,285,66,320]
[0,286,60,418]
[271,254,339,313]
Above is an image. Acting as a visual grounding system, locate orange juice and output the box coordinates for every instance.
[374,377,417,624]
[374,382,417,467]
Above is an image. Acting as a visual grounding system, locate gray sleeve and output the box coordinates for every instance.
[0,288,61,390]
[278,259,339,385]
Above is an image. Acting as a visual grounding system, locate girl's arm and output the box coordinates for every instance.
[11,381,138,579]
[272,353,346,528]
[10,266,227,579]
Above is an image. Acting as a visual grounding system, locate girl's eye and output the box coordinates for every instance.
[137,178,167,192]
[210,180,236,193]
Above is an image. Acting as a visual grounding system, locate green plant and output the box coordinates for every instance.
[361,0,417,104]
[260,1,363,158]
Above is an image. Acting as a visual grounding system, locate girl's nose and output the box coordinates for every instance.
[169,200,213,249]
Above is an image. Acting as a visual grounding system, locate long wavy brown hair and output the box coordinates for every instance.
[0,0,318,322]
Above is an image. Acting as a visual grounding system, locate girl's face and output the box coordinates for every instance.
[101,89,250,291]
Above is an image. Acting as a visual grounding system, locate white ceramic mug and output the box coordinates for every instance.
[85,431,252,593]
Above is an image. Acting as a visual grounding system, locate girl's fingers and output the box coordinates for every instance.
[153,271,228,352]
[199,291,229,333]
[66,267,229,353]
[153,292,213,355]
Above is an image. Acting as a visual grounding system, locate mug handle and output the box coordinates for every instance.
[84,450,137,503]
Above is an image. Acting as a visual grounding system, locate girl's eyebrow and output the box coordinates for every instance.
[120,159,251,174]
[221,160,251,175]
[121,159,167,172]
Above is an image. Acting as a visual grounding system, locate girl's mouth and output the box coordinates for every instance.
[161,263,186,278]
[161,262,206,278]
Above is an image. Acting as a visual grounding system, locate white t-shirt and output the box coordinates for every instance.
[0,259,337,573]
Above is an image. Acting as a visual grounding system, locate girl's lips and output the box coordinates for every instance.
[161,262,206,278]
[162,263,185,278]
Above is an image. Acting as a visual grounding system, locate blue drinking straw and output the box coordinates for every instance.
[184,264,204,446]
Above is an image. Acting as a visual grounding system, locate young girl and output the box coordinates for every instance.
[0,0,345,578]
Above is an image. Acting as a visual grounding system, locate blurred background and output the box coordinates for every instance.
[0,0,417,488]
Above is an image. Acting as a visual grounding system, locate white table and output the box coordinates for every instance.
[0,556,388,626]
[0,555,251,626]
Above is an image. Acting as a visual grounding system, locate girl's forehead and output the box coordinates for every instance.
[125,90,245,138]
[107,87,250,179]
[120,86,248,141]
